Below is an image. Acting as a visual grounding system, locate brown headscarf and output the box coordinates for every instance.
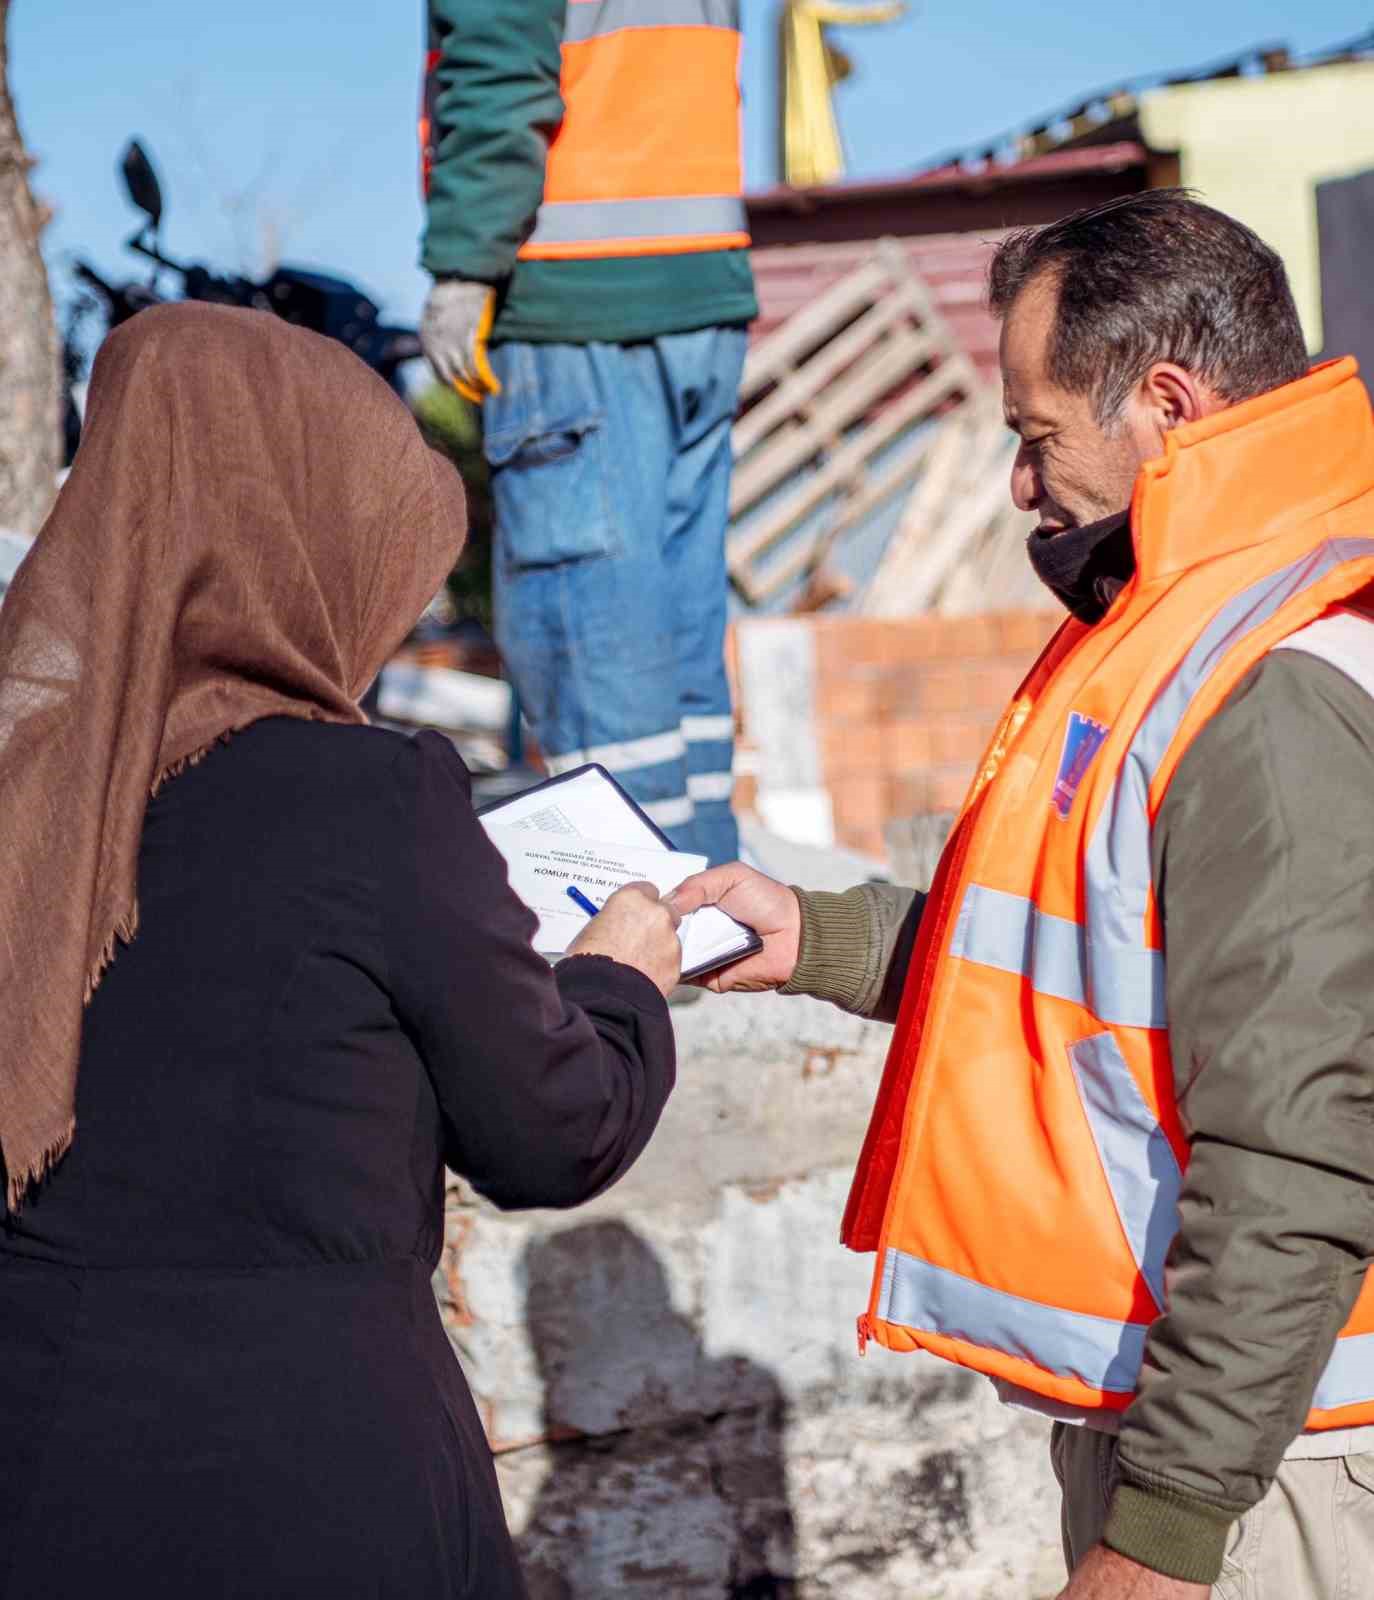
[0,303,467,1210]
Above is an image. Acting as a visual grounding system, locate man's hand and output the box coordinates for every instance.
[666,864,800,993]
[420,278,501,403]
[1056,1546,1209,1599]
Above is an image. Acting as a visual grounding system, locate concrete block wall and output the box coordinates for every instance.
[434,990,1065,1598]
[729,611,1060,859]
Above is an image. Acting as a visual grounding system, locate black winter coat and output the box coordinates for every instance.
[0,718,675,1598]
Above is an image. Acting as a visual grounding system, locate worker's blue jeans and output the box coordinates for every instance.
[484,328,746,866]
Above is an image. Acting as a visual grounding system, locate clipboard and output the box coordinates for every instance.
[478,764,763,980]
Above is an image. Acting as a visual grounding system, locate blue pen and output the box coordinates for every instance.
[566,885,600,918]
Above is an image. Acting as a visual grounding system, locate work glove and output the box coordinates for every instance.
[420,278,502,404]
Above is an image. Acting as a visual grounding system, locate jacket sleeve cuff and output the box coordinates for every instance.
[780,886,883,1014]
[1103,1479,1234,1586]
[421,249,514,285]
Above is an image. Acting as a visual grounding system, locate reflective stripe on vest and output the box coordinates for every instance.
[951,884,1165,1030]
[519,0,749,262]
[563,0,739,43]
[1274,605,1374,696]
[878,1246,1374,1411]
[523,195,749,256]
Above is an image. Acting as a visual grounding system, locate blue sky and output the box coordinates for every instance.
[13,1,1373,333]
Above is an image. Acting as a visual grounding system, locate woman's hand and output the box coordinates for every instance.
[666,864,801,994]
[564,881,683,997]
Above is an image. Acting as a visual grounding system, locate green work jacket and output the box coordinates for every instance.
[420,0,758,346]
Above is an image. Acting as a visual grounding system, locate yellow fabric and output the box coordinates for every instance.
[778,0,904,188]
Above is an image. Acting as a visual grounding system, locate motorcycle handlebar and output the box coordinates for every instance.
[126,235,257,307]
[126,232,185,277]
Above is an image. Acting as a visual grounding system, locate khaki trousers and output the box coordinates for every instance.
[1051,1422,1374,1598]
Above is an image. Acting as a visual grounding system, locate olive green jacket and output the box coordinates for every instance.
[787,650,1374,1583]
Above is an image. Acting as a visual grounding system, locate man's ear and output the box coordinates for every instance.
[1138,361,1216,431]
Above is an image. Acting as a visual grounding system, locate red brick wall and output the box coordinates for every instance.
[730,610,1061,860]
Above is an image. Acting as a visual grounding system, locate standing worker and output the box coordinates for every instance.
[419,0,757,866]
[673,193,1374,1597]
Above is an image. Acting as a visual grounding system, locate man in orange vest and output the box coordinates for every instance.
[418,0,757,866]
[674,191,1374,1596]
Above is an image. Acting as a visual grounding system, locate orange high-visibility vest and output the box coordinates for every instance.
[421,0,750,263]
[844,358,1374,1429]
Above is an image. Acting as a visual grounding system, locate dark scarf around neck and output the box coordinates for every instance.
[1026,510,1135,623]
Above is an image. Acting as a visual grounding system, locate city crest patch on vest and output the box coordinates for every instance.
[1052,711,1109,819]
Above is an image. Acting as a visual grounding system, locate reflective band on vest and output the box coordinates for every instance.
[1066,1032,1181,1311]
[880,1250,1151,1393]
[563,0,739,43]
[1275,606,1374,698]
[878,1247,1374,1410]
[951,884,1166,1030]
[523,195,749,256]
[519,0,749,262]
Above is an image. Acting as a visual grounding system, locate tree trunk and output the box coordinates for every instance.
[0,0,58,536]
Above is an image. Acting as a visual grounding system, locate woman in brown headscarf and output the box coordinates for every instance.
[0,304,682,1598]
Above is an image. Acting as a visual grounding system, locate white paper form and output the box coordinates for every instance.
[484,827,707,956]
[481,766,663,850]
[478,765,761,978]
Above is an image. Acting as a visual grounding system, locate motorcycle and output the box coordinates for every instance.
[64,140,421,461]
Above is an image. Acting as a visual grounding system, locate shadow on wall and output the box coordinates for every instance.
[515,1221,797,1599]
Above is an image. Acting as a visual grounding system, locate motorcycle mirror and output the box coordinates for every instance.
[120,140,163,229]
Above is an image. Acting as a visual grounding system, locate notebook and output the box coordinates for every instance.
[477,764,762,981]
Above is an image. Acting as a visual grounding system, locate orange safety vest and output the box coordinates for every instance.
[421,0,750,263]
[844,358,1374,1430]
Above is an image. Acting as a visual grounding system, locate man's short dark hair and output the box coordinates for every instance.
[988,190,1310,424]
